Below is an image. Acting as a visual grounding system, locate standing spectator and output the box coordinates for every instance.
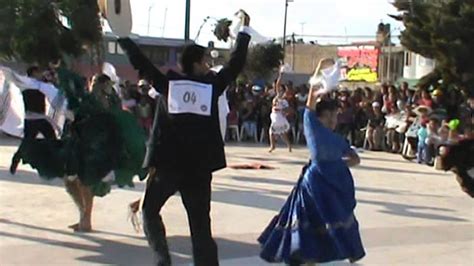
[353,101,370,148]
[446,89,462,120]
[257,90,272,142]
[431,89,444,109]
[295,85,309,119]
[295,85,309,141]
[406,88,417,107]
[336,96,354,143]
[364,87,375,103]
[416,119,429,164]
[91,74,121,110]
[136,94,153,134]
[121,84,137,113]
[423,117,440,165]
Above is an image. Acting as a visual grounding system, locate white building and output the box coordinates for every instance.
[403,51,435,80]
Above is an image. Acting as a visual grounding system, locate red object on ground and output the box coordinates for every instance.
[227,163,276,170]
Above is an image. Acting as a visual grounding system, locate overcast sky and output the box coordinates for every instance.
[126,0,403,46]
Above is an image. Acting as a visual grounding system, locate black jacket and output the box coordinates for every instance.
[118,32,250,172]
[22,89,46,114]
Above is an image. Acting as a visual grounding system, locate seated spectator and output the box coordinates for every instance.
[240,99,258,141]
[366,102,385,151]
[418,88,434,108]
[385,102,404,153]
[226,109,240,141]
[423,117,440,165]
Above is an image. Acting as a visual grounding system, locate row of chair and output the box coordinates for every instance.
[226,124,305,143]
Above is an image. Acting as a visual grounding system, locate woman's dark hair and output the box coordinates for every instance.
[315,99,339,117]
[96,74,111,84]
[180,44,207,75]
[26,66,40,77]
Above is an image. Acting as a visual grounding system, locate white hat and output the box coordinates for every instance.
[372,102,381,108]
[100,0,133,38]
[138,79,148,86]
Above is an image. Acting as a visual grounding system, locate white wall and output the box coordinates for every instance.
[403,51,435,79]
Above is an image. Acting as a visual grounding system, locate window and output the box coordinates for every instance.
[108,41,116,54]
[116,45,124,55]
[141,45,169,66]
[419,57,434,67]
[404,52,412,66]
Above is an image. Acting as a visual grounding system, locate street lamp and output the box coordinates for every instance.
[282,0,291,56]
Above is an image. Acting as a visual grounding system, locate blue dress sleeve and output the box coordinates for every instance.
[304,108,351,162]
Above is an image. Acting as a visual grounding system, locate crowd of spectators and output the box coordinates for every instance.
[219,80,473,168]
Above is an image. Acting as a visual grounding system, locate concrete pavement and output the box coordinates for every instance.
[0,133,473,265]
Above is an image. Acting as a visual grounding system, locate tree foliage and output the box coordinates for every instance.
[242,43,284,81]
[392,0,474,93]
[0,0,102,66]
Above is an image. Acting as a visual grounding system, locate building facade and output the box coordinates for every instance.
[73,33,190,83]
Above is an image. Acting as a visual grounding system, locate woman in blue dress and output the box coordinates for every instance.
[258,66,365,265]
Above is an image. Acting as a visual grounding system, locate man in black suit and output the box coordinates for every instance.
[118,13,251,266]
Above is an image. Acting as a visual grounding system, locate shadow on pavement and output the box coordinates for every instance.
[212,188,286,212]
[358,199,468,222]
[356,165,448,176]
[230,175,295,186]
[0,218,260,265]
[0,168,147,193]
[356,186,448,198]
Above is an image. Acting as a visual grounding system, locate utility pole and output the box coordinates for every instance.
[185,0,191,42]
[147,3,155,36]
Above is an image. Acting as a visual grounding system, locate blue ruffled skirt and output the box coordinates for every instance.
[258,163,365,264]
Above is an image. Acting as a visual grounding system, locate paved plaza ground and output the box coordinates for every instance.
[0,134,473,265]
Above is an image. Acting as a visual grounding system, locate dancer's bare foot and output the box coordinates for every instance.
[288,146,292,152]
[74,224,92,233]
[268,147,275,153]
[68,222,92,232]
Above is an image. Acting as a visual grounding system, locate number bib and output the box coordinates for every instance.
[168,80,213,116]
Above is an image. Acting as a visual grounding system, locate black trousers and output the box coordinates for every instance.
[12,119,56,164]
[142,169,218,266]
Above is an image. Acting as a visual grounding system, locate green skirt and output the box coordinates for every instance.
[19,110,147,196]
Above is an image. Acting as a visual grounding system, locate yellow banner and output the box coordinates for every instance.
[346,67,378,82]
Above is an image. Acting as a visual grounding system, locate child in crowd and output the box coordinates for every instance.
[417,119,428,164]
[424,118,440,165]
